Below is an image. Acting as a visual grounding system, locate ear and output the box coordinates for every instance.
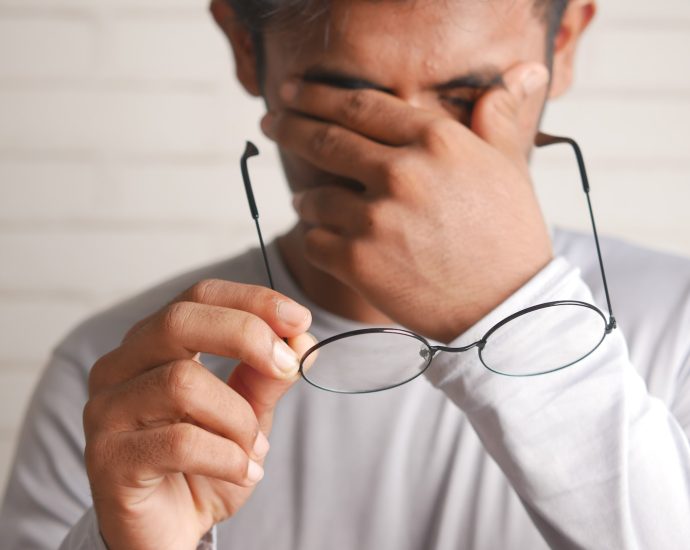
[210,0,262,97]
[548,0,596,99]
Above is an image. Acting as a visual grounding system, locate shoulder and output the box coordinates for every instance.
[554,228,690,397]
[553,227,690,309]
[53,246,265,374]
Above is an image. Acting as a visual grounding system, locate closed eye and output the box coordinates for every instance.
[440,97,476,124]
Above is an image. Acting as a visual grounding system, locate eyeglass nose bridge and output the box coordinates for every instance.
[429,339,487,356]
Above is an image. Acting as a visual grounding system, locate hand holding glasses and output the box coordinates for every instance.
[240,133,616,394]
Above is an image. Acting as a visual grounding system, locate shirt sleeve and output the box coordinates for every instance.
[0,350,220,550]
[0,352,93,549]
[424,257,690,549]
[57,508,109,550]
[56,509,218,550]
[0,351,116,550]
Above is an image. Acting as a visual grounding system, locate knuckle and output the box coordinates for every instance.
[491,92,518,118]
[249,284,281,313]
[339,90,368,124]
[88,357,107,396]
[167,424,198,468]
[238,313,268,346]
[187,279,223,304]
[88,350,120,396]
[222,379,262,447]
[84,434,113,477]
[381,156,413,192]
[228,446,250,479]
[82,397,104,435]
[163,360,199,404]
[87,346,123,397]
[237,403,261,446]
[249,424,261,449]
[234,313,274,370]
[161,301,194,339]
[421,118,458,151]
[311,124,339,157]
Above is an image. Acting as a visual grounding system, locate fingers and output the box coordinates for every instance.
[173,280,311,339]
[124,281,310,345]
[84,359,269,462]
[229,332,318,429]
[87,423,265,489]
[301,227,353,283]
[471,62,550,164]
[91,301,304,393]
[277,80,433,145]
[83,279,315,539]
[262,110,391,188]
[292,185,372,236]
[175,281,309,329]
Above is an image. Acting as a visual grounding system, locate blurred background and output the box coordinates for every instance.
[0,0,689,494]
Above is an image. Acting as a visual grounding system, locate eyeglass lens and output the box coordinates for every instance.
[301,331,432,394]
[301,303,607,393]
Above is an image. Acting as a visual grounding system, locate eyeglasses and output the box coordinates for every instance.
[240,133,617,394]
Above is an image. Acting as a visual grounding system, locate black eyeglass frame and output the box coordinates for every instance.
[240,132,617,394]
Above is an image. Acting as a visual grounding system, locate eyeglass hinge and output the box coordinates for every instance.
[606,317,617,333]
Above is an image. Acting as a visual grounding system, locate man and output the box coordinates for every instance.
[2,0,690,548]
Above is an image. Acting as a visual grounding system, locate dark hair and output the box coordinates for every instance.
[226,0,569,80]
[225,0,329,32]
[226,0,568,38]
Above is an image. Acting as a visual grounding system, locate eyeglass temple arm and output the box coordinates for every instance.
[241,141,276,291]
[535,132,617,332]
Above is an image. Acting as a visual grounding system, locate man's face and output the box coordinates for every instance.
[259,0,550,193]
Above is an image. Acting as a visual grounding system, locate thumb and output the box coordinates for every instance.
[471,62,550,163]
[227,332,317,433]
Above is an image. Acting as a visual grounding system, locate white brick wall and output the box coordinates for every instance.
[1,0,689,499]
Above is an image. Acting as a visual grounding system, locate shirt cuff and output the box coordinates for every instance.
[58,507,109,550]
[197,526,217,550]
[423,256,599,411]
[58,507,217,550]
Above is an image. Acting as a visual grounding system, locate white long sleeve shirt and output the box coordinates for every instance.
[1,228,689,549]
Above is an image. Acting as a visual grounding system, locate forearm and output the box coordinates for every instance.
[426,258,690,549]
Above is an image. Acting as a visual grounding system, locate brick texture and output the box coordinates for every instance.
[1,0,689,496]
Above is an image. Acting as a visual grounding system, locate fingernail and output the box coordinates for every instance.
[247,460,265,483]
[252,431,270,460]
[521,65,549,95]
[292,192,305,212]
[261,113,274,137]
[301,333,320,373]
[280,80,299,102]
[277,300,310,326]
[273,341,299,375]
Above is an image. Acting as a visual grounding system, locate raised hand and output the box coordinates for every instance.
[263,63,552,342]
[84,280,313,550]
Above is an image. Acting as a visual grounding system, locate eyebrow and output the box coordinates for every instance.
[302,66,504,94]
[302,67,395,93]
[435,72,504,92]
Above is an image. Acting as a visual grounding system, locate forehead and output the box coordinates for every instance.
[266,0,547,86]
